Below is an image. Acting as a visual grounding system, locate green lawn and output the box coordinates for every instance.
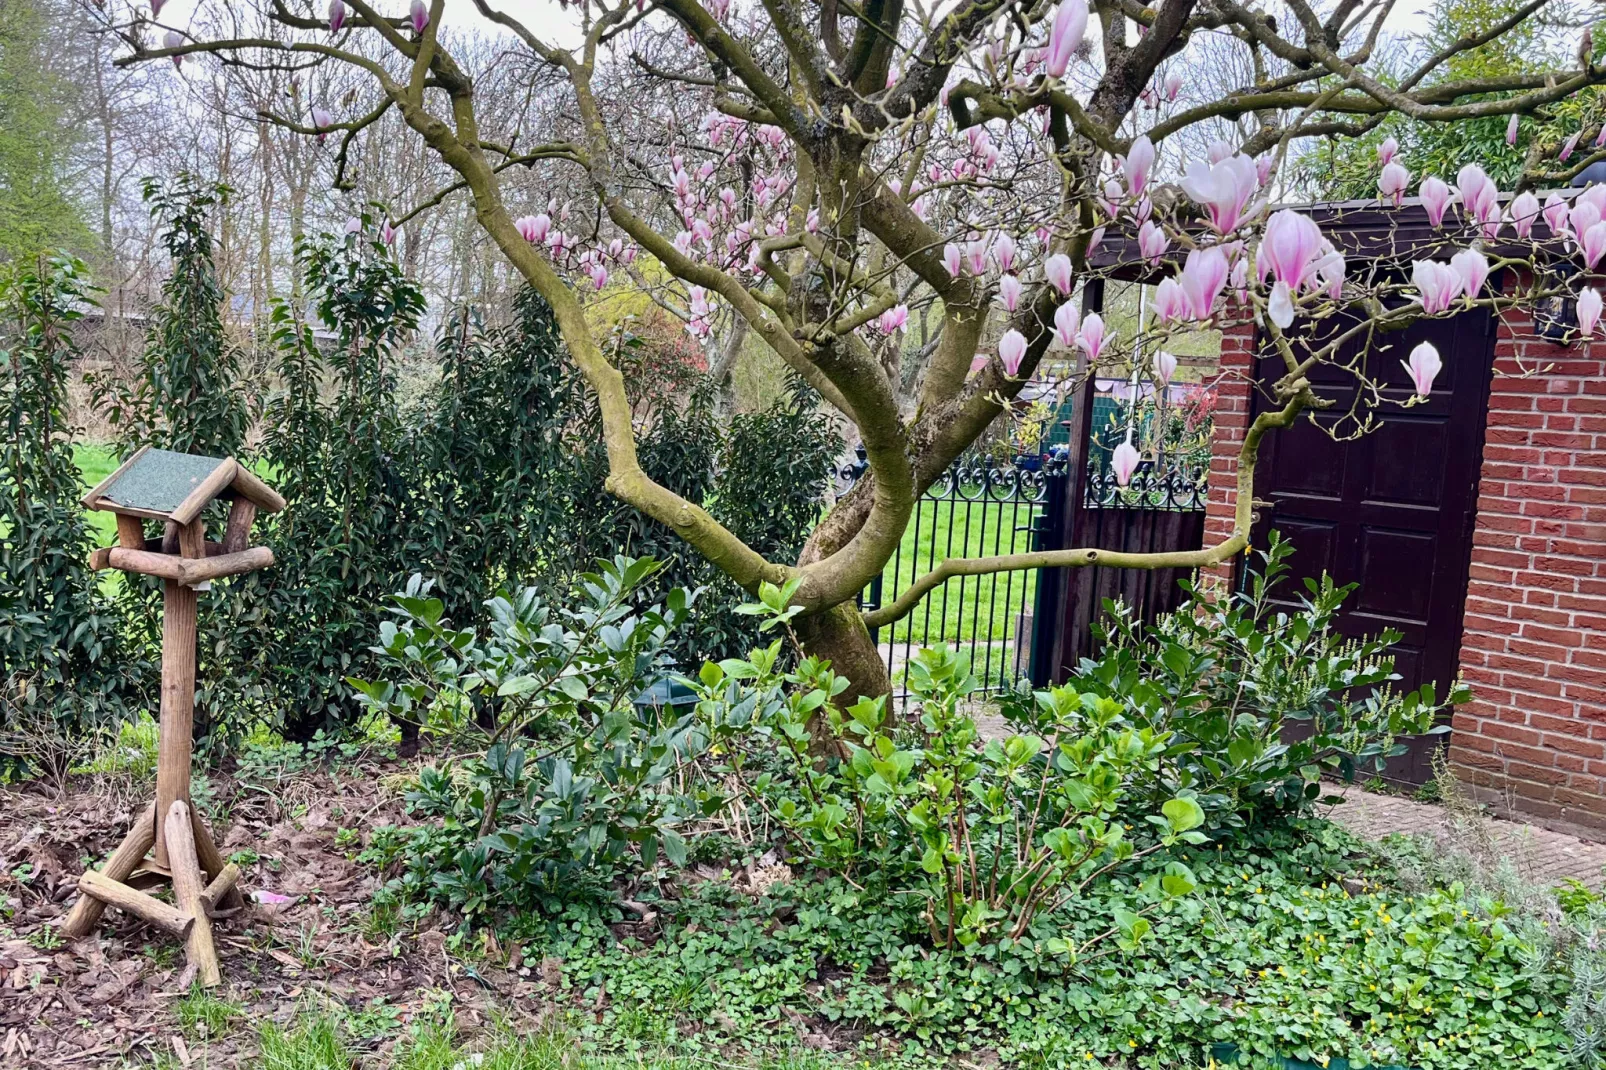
[871,491,1040,650]
[76,442,119,544]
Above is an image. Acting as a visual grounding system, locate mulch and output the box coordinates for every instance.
[0,757,553,1068]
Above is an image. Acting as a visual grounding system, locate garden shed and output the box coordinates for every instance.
[1097,194,1606,836]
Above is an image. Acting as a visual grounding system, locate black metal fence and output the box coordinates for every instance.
[842,451,1069,711]
[841,448,1209,712]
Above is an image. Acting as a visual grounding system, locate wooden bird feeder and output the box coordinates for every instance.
[63,446,285,987]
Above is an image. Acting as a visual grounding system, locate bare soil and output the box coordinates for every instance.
[0,758,549,1068]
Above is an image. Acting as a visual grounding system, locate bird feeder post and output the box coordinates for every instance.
[62,447,285,988]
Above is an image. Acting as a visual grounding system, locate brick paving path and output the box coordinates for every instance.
[1325,783,1606,888]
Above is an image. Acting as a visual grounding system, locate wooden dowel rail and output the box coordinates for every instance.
[91,546,274,585]
[78,872,194,938]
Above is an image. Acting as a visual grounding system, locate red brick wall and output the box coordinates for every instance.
[1200,316,1258,589]
[1447,300,1606,837]
[1197,300,1606,837]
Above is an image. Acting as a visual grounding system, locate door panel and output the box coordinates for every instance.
[1250,303,1496,786]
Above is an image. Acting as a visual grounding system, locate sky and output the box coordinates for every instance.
[163,0,1443,54]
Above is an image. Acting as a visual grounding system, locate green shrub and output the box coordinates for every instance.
[352,557,708,918]
[690,582,1204,951]
[1054,531,1468,829]
[0,253,140,766]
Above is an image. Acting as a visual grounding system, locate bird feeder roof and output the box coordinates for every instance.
[82,446,285,524]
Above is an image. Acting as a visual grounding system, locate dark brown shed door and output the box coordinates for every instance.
[1249,305,1496,784]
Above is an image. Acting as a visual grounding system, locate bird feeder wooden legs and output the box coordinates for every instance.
[155,578,197,869]
[61,516,245,987]
[63,801,225,986]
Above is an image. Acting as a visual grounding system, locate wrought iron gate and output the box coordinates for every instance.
[843,450,1069,710]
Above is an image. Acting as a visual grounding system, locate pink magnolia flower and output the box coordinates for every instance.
[515,213,551,244]
[379,220,396,245]
[1153,350,1178,387]
[1134,195,1153,224]
[1455,164,1499,226]
[1585,220,1606,270]
[1580,287,1604,337]
[1379,162,1409,207]
[1544,192,1570,236]
[1420,176,1452,228]
[1573,201,1602,238]
[1179,246,1228,320]
[992,233,1018,274]
[1403,341,1442,397]
[1208,140,1235,165]
[998,329,1028,376]
[1111,437,1141,487]
[1151,278,1188,324]
[311,106,333,131]
[1077,312,1107,361]
[999,274,1022,312]
[409,0,429,34]
[1044,253,1073,296]
[590,264,609,290]
[943,243,963,277]
[1412,259,1463,315]
[1179,155,1257,233]
[806,207,820,234]
[1259,210,1324,288]
[343,216,362,235]
[878,304,908,334]
[1597,125,1606,149]
[1044,0,1087,79]
[1377,137,1399,166]
[1137,220,1168,266]
[1098,180,1123,217]
[1163,71,1182,102]
[964,239,989,275]
[1561,130,1582,163]
[1123,136,1155,198]
[1255,154,1275,187]
[1229,257,1249,304]
[1309,246,1346,300]
[152,0,166,14]
[165,30,184,67]
[1087,226,1105,257]
[1053,302,1080,347]
[1509,191,1541,239]
[620,244,638,265]
[1267,281,1295,329]
[1450,248,1489,299]
[1507,113,1520,146]
[329,0,346,32]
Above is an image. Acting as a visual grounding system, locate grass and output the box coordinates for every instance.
[175,985,244,1041]
[76,442,120,544]
[873,491,1040,655]
[248,1004,866,1070]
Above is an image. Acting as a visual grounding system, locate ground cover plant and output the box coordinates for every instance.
[323,556,1579,1068]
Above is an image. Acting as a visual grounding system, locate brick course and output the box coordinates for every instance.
[1198,292,1606,839]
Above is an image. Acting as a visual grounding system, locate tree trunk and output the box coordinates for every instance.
[793,601,890,705]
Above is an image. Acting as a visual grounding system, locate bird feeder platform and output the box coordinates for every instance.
[63,447,285,987]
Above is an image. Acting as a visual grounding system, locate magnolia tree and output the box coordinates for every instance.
[109,0,1606,700]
